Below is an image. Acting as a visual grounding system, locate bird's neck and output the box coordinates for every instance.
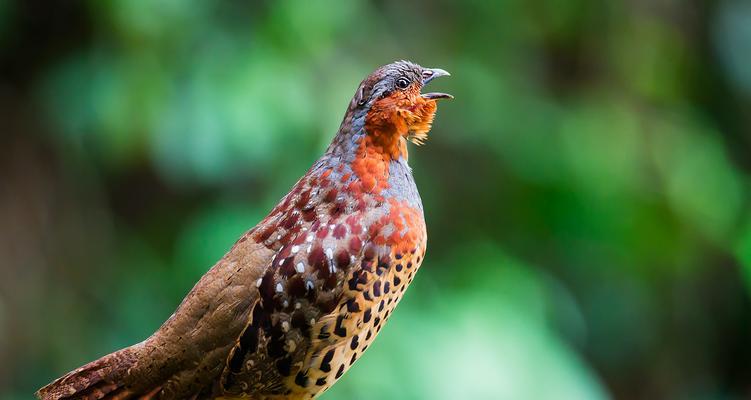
[327,105,410,161]
[315,115,417,205]
[253,115,421,247]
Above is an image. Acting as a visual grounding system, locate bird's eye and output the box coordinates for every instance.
[396,77,410,89]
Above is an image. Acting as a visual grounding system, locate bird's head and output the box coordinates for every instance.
[348,60,452,154]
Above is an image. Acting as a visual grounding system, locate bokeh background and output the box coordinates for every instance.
[2,0,751,399]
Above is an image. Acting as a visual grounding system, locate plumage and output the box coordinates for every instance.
[37,60,451,400]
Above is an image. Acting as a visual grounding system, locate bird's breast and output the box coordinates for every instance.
[221,144,427,398]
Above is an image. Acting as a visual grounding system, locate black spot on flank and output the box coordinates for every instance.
[395,253,403,260]
[349,353,357,365]
[373,281,381,297]
[393,276,401,286]
[379,300,385,312]
[379,255,390,264]
[407,261,413,269]
[366,330,372,340]
[376,265,386,276]
[350,335,359,350]
[347,270,363,291]
[320,349,335,372]
[374,317,381,326]
[363,290,372,301]
[336,364,345,379]
[295,370,309,387]
[363,309,372,323]
[395,263,403,272]
[316,378,327,386]
[334,315,347,337]
[384,281,390,294]
[276,356,292,376]
[346,299,361,312]
[318,324,330,340]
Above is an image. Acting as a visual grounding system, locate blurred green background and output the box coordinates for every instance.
[2,0,751,399]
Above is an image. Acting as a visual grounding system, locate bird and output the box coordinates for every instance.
[37,60,452,400]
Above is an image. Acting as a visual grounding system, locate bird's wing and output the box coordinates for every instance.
[124,235,275,399]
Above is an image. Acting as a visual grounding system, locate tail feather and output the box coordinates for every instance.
[36,346,155,400]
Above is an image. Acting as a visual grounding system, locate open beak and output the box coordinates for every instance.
[421,68,453,100]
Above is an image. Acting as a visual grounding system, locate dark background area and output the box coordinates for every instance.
[2,1,751,399]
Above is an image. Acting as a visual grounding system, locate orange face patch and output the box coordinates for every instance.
[364,84,439,160]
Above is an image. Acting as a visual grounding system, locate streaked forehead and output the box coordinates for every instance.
[372,60,423,81]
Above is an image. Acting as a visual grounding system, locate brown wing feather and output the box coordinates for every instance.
[37,237,274,400]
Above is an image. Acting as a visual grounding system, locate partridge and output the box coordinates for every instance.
[38,60,451,400]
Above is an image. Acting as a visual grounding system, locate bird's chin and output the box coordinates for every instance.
[404,101,437,146]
